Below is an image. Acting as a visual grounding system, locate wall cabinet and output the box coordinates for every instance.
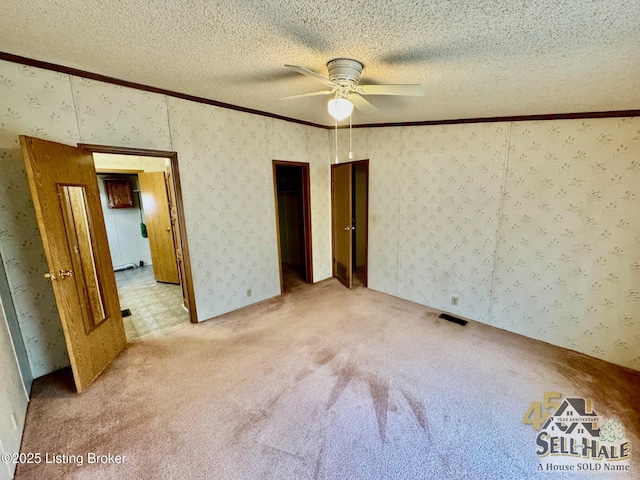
[103,179,134,209]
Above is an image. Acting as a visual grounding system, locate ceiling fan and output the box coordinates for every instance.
[281,58,426,120]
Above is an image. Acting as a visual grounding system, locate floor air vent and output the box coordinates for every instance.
[336,262,347,282]
[439,313,468,326]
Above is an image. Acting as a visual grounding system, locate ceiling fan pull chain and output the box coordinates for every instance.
[348,114,353,159]
[335,116,339,164]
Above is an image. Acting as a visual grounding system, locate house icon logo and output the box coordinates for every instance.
[523,392,631,473]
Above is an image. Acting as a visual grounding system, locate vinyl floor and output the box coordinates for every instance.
[115,265,189,340]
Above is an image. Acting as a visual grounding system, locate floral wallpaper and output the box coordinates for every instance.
[359,118,640,370]
[167,97,331,320]
[0,59,332,381]
[362,128,404,295]
[0,305,28,478]
[272,120,332,282]
[397,123,510,322]
[354,123,510,325]
[0,55,638,385]
[0,63,175,379]
[71,77,172,150]
[0,60,78,377]
[491,118,640,369]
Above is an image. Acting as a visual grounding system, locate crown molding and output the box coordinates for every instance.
[2,52,638,130]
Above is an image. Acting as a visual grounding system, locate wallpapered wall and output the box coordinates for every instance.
[0,298,28,480]
[492,119,640,368]
[350,118,640,370]
[0,64,78,377]
[0,59,331,381]
[0,56,638,391]
[398,123,510,323]
[166,97,331,317]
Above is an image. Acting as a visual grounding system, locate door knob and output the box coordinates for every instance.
[44,271,57,281]
[166,227,171,232]
[58,269,73,279]
[344,226,350,231]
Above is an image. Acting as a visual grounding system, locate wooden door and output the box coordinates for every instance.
[138,172,179,284]
[20,136,126,393]
[332,163,353,288]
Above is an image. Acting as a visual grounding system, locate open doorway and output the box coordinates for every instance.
[331,159,369,289]
[89,148,196,340]
[21,137,197,391]
[352,162,368,287]
[272,160,312,292]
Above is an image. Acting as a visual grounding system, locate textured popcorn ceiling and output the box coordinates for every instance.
[1,0,639,126]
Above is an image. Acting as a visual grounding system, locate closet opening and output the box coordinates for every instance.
[272,160,313,292]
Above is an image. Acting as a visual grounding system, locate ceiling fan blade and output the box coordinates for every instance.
[350,93,378,114]
[285,65,334,87]
[280,90,335,100]
[358,84,426,96]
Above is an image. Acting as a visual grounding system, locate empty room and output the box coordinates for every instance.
[0,1,639,479]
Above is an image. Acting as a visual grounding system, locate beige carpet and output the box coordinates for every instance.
[281,262,306,292]
[16,279,640,479]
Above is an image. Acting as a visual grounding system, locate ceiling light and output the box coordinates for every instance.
[328,98,353,121]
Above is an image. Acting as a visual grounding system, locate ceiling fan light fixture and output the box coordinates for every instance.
[284,58,423,120]
[327,98,353,121]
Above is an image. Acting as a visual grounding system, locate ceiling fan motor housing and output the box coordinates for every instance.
[282,58,423,114]
[327,58,363,87]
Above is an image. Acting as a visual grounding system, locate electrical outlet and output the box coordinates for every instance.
[451,295,459,306]
[246,289,252,298]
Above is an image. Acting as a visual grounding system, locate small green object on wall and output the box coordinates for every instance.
[140,223,148,238]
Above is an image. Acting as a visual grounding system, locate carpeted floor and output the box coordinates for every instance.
[353,266,366,288]
[281,263,306,292]
[16,279,640,479]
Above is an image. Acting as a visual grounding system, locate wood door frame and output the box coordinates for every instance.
[79,143,198,323]
[331,159,369,287]
[272,160,313,293]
